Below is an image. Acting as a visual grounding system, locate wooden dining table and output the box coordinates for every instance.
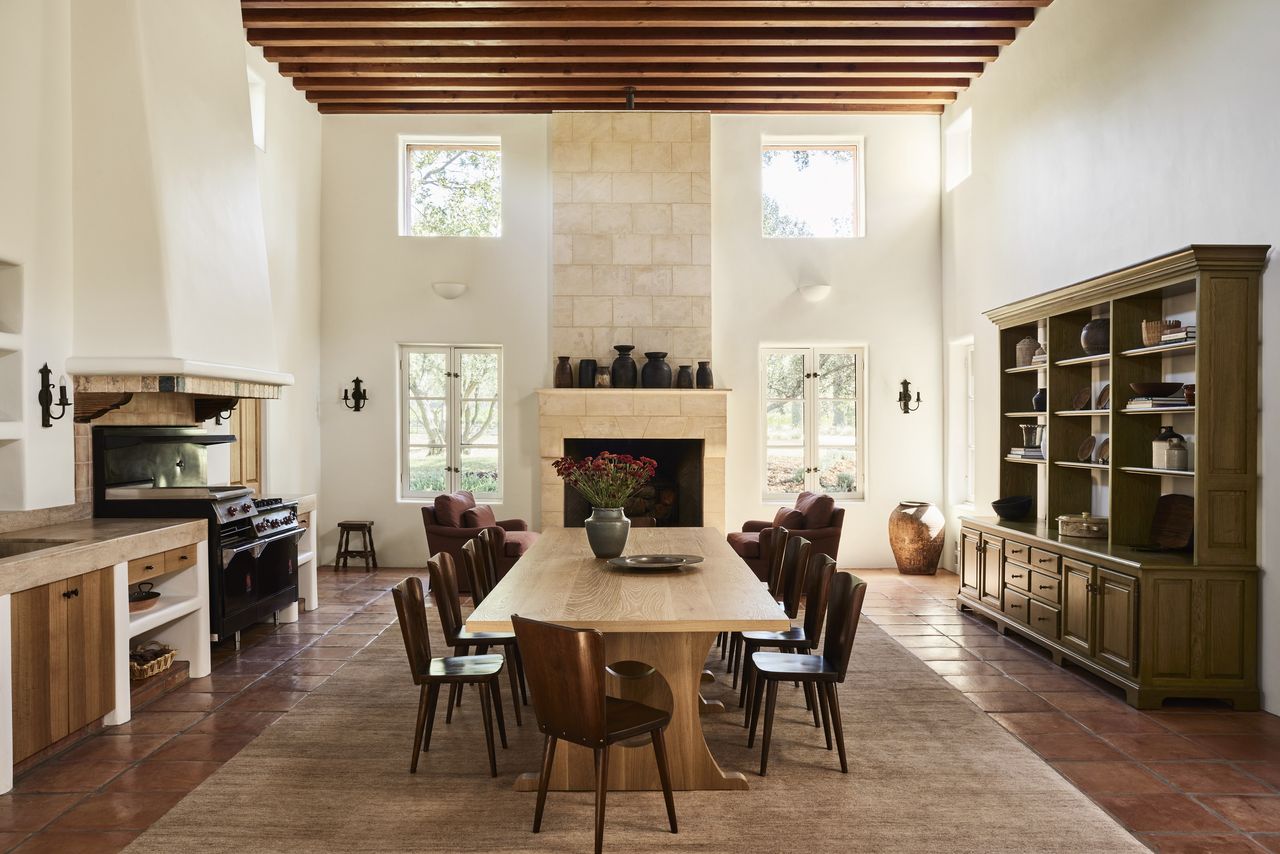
[466,526,790,792]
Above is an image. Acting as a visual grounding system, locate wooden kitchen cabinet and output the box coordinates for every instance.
[980,536,1003,609]
[11,568,115,763]
[228,398,262,494]
[1060,558,1094,658]
[960,529,980,596]
[1096,568,1138,677]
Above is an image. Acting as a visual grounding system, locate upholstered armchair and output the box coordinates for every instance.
[421,491,539,589]
[726,491,845,582]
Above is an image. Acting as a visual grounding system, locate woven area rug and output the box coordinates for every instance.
[124,595,1144,853]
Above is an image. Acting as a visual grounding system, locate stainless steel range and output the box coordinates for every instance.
[92,426,302,642]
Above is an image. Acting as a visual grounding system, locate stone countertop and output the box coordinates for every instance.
[0,518,207,596]
[278,493,317,515]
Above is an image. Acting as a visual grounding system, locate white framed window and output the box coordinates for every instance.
[944,108,973,191]
[246,66,266,151]
[399,136,502,237]
[399,345,502,500]
[760,346,866,501]
[761,137,864,238]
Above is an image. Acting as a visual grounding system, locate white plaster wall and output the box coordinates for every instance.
[0,0,74,510]
[939,0,1280,709]
[712,115,945,567]
[319,115,550,567]
[247,47,323,495]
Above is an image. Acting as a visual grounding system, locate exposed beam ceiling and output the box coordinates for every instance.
[243,1,1051,114]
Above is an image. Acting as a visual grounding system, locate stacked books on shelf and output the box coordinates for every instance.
[1031,352,1048,365]
[1127,395,1189,409]
[1007,447,1045,460]
[1162,325,1196,344]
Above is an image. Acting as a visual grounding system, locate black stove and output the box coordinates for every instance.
[92,426,302,642]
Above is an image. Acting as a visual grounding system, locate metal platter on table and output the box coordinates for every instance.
[606,554,705,571]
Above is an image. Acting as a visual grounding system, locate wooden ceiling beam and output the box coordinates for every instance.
[303,88,958,103]
[242,7,1036,28]
[316,100,945,113]
[263,45,1000,61]
[245,26,1017,46]
[243,1,1049,8]
[277,60,987,77]
[290,75,972,90]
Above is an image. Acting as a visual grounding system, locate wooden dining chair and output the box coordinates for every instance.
[746,571,868,776]
[461,538,492,605]
[390,575,507,776]
[739,552,835,720]
[724,526,791,667]
[475,527,501,588]
[427,552,527,725]
[730,532,808,689]
[511,615,677,854]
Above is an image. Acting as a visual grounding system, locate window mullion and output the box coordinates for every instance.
[805,349,817,493]
[448,347,460,492]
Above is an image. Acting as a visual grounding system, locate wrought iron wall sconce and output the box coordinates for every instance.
[897,379,922,414]
[38,363,71,427]
[342,377,368,412]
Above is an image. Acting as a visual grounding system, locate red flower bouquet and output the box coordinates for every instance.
[552,452,658,509]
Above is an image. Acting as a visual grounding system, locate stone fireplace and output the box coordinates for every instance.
[562,438,704,527]
[538,389,726,532]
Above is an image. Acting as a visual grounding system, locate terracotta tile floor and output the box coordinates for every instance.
[3,565,1278,852]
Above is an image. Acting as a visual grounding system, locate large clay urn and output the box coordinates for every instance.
[888,501,946,575]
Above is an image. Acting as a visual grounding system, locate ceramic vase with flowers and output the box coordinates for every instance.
[552,452,658,558]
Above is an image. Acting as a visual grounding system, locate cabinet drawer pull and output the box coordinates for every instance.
[1037,557,1055,564]
[1010,574,1023,580]
[1036,616,1049,622]
[144,564,157,571]
[1037,584,1052,590]
[177,555,189,561]
[62,588,80,599]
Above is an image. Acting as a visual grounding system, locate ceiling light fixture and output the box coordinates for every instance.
[431,281,468,300]
[797,283,832,303]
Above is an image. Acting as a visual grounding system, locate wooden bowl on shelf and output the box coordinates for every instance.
[1129,382,1184,398]
[991,495,1033,522]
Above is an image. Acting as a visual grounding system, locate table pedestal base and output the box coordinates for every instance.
[513,631,748,792]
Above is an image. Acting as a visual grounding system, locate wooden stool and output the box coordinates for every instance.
[334,521,377,571]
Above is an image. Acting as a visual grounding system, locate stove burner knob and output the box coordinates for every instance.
[228,506,238,516]
[269,518,281,528]
[242,503,253,513]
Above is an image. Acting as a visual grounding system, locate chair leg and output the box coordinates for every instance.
[729,634,742,689]
[478,682,498,777]
[803,682,821,727]
[513,645,529,705]
[490,676,508,748]
[504,650,523,726]
[533,735,557,833]
[334,529,346,570]
[651,730,678,834]
[409,683,429,773]
[368,529,378,568]
[737,642,756,710]
[445,684,460,723]
[593,746,610,854]
[759,680,779,776]
[827,683,848,773]
[718,631,727,660]
[817,680,833,750]
[747,672,766,745]
[422,682,441,753]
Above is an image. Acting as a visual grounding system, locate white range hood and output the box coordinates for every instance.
[65,0,292,394]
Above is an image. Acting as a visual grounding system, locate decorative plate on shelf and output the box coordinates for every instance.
[1096,438,1111,464]
[1096,383,1111,410]
[1077,435,1097,462]
[1072,387,1093,411]
[606,554,705,571]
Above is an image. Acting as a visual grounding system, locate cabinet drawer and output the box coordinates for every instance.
[1029,548,1060,574]
[127,553,167,584]
[164,544,198,574]
[1004,540,1031,566]
[1004,589,1030,624]
[1003,562,1031,592]
[1030,570,1060,603]
[1029,599,1060,638]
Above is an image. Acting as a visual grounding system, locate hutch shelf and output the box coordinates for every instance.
[960,245,1267,709]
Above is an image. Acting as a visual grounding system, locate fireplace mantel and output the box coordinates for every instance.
[537,388,727,532]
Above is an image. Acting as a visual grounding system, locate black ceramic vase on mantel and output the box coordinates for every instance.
[553,356,573,388]
[696,361,714,389]
[577,359,597,389]
[676,365,694,388]
[611,345,638,388]
[641,352,672,388]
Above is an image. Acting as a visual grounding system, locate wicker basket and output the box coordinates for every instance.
[1141,319,1181,347]
[130,641,177,680]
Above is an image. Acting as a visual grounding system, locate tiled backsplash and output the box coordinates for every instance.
[550,112,712,372]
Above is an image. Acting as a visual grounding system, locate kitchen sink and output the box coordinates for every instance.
[0,539,78,558]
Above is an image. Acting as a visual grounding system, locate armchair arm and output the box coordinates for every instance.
[425,524,489,543]
[802,526,843,559]
[496,518,528,532]
[741,519,771,533]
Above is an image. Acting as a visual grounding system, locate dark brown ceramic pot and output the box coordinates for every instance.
[888,501,946,575]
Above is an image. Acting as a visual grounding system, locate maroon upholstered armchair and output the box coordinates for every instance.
[421,491,540,589]
[726,491,845,582]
